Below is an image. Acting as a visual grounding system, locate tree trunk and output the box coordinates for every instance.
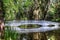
[33,7,47,40]
[0,0,4,40]
[33,8,40,40]
[27,0,50,40]
[32,0,49,40]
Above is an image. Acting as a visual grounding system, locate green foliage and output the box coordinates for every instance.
[4,0,60,40]
[3,0,19,20]
[24,0,33,7]
[5,26,18,40]
[3,0,33,20]
[48,4,56,15]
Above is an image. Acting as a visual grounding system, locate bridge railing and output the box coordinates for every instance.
[5,20,60,33]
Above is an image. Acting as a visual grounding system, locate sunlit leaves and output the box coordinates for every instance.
[48,4,56,15]
[3,0,33,20]
[24,0,33,7]
[3,0,19,20]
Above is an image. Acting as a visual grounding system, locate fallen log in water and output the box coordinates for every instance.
[5,20,60,33]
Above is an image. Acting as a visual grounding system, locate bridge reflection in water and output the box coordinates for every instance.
[5,20,60,33]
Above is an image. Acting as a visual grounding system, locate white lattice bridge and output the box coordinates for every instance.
[5,20,60,33]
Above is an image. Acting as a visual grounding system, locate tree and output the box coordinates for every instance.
[0,0,4,40]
